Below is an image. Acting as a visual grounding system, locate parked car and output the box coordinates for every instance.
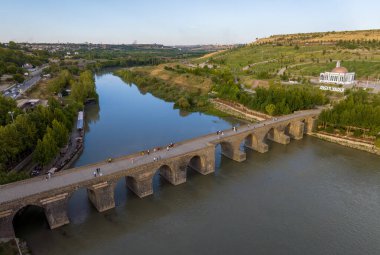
[31,170,40,176]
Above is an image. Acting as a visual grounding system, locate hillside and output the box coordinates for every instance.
[189,30,380,86]
[123,29,380,105]
[254,29,380,45]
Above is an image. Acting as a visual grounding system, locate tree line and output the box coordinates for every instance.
[0,69,98,183]
[318,90,380,140]
[0,98,78,172]
[214,82,327,115]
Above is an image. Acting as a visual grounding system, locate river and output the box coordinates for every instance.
[14,73,380,255]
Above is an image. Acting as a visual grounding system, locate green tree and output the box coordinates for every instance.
[8,41,18,50]
[13,114,37,151]
[176,97,191,109]
[265,104,276,116]
[71,70,97,104]
[33,131,59,166]
[49,70,72,94]
[51,119,69,148]
[13,73,25,83]
[0,95,19,125]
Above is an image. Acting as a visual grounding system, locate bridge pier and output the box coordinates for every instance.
[220,141,246,162]
[268,128,290,145]
[87,181,116,212]
[126,174,153,198]
[0,209,15,238]
[245,134,269,153]
[40,193,70,229]
[288,121,305,140]
[306,118,317,134]
[173,163,187,185]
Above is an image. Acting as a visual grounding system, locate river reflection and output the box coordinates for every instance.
[15,73,380,255]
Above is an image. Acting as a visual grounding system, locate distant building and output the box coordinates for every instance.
[319,61,355,85]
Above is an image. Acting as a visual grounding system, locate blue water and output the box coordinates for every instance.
[75,73,240,166]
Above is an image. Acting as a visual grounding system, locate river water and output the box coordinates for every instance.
[15,73,380,255]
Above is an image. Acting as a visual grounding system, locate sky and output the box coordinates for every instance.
[1,0,380,45]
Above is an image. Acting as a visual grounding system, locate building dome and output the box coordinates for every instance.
[331,66,348,73]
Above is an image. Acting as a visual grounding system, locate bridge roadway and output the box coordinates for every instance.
[0,109,320,238]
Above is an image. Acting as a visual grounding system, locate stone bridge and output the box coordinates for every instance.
[0,109,320,238]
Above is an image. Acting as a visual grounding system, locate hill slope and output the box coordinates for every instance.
[254,29,380,45]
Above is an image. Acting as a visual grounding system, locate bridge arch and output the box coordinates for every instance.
[188,155,204,172]
[151,164,175,194]
[284,122,292,135]
[12,204,49,237]
[266,127,276,141]
[243,133,259,148]
[217,141,234,155]
[214,139,246,163]
[155,164,174,181]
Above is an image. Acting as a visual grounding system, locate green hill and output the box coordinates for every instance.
[189,30,380,85]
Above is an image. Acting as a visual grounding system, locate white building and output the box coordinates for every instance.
[319,61,355,85]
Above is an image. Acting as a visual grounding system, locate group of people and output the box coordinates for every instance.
[216,130,225,137]
[133,142,176,163]
[166,142,175,151]
[93,167,103,177]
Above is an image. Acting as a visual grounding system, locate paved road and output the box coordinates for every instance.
[0,109,320,205]
[2,65,48,99]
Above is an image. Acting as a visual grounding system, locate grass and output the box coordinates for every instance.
[24,78,52,99]
[131,63,213,93]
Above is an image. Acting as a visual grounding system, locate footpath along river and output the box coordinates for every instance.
[14,72,380,255]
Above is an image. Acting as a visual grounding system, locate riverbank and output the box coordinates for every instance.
[311,132,380,155]
[114,69,232,118]
[210,98,270,122]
